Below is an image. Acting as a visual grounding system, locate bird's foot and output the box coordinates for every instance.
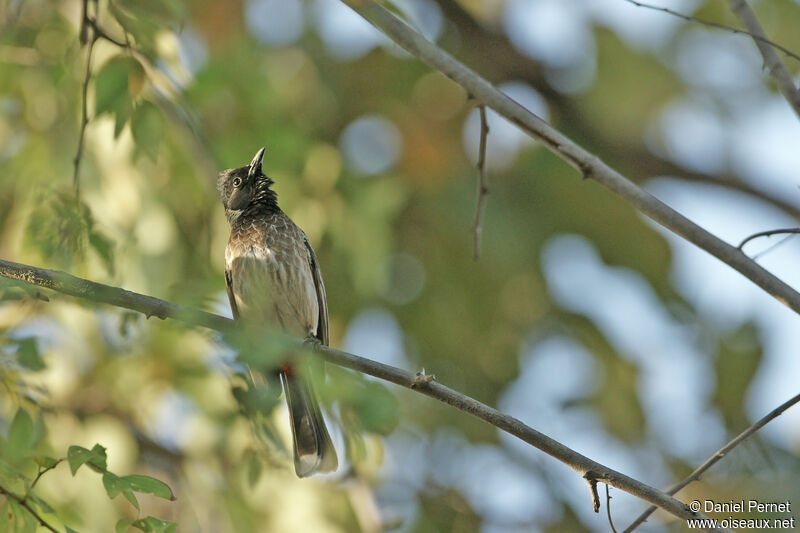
[303,336,322,351]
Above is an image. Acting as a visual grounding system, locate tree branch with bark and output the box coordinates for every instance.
[727,0,800,121]
[432,0,800,223]
[342,0,800,316]
[0,258,723,530]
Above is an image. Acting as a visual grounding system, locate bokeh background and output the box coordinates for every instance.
[2,0,800,531]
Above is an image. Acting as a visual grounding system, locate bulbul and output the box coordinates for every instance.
[218,147,337,477]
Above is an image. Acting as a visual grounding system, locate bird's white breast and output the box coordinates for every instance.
[226,239,319,339]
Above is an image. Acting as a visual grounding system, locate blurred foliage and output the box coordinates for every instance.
[1,0,799,531]
[0,408,175,532]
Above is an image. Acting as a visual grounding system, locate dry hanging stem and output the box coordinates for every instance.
[472,104,490,260]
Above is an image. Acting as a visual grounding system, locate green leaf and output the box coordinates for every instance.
[116,519,136,533]
[0,500,11,529]
[113,99,133,139]
[88,229,115,275]
[131,101,164,161]
[28,493,55,515]
[123,489,140,511]
[15,337,44,371]
[102,471,126,499]
[713,322,763,428]
[118,516,178,533]
[94,55,143,138]
[32,456,60,470]
[353,381,400,436]
[341,414,367,465]
[232,382,282,416]
[11,499,37,533]
[135,516,177,533]
[67,444,107,475]
[24,190,92,269]
[118,0,187,25]
[95,56,143,117]
[246,452,261,488]
[6,409,34,460]
[66,527,81,533]
[119,474,176,501]
[329,369,400,437]
[107,3,159,59]
[226,326,296,369]
[0,459,25,482]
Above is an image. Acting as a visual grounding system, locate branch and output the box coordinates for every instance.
[607,484,619,533]
[0,259,230,332]
[585,473,600,513]
[624,0,800,64]
[671,173,800,222]
[726,0,800,121]
[738,228,800,250]
[342,0,800,317]
[74,0,97,199]
[472,104,489,260]
[73,0,142,199]
[433,0,800,222]
[623,391,800,532]
[85,18,131,49]
[0,258,720,530]
[0,485,59,533]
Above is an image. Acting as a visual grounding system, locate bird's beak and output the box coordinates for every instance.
[248,147,266,178]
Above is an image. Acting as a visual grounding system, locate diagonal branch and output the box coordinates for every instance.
[624,0,800,64]
[342,0,800,316]
[623,391,800,532]
[726,0,800,121]
[0,485,59,533]
[0,257,721,530]
[0,259,230,332]
[433,0,800,222]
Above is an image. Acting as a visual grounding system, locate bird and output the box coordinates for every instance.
[217,147,337,477]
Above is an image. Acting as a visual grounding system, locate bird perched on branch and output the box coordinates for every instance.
[218,147,337,477]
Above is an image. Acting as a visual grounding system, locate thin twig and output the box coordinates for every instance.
[86,18,131,49]
[436,0,800,223]
[27,460,62,493]
[0,485,59,533]
[585,472,601,513]
[737,228,800,250]
[607,484,618,533]
[343,1,800,319]
[726,0,800,121]
[72,0,132,199]
[0,257,721,530]
[623,391,800,532]
[73,0,97,199]
[751,234,797,261]
[623,0,800,64]
[472,105,490,260]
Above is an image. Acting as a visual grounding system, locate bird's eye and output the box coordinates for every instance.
[232,177,242,187]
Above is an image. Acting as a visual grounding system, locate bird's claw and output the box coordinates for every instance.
[304,336,322,350]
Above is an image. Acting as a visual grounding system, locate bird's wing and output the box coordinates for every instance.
[224,268,240,320]
[304,236,328,346]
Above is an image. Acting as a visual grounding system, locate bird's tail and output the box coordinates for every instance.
[280,369,338,477]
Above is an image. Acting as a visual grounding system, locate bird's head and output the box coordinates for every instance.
[217,147,276,218]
